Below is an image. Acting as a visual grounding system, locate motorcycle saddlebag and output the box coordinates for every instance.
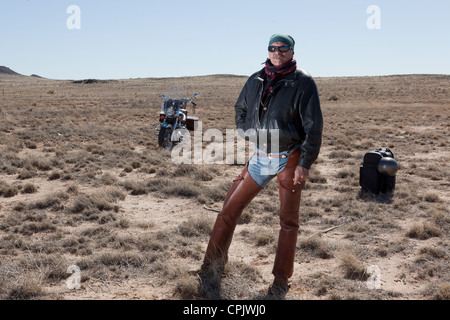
[360,148,396,194]
[186,116,199,131]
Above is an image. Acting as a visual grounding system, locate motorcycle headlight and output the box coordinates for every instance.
[167,106,175,117]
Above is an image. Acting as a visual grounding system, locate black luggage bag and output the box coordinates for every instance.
[360,148,397,194]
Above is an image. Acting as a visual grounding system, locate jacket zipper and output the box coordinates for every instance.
[255,76,264,128]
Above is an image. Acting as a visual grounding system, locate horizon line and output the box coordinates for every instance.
[1,67,449,82]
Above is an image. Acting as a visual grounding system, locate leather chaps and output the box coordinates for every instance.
[203,149,304,280]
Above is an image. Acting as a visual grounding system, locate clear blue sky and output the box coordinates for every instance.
[1,0,449,80]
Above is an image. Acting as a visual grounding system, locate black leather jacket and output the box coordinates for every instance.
[235,68,323,169]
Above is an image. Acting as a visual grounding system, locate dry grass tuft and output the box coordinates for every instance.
[299,236,334,259]
[178,216,213,238]
[70,189,125,214]
[7,280,45,300]
[22,183,38,194]
[174,273,199,299]
[340,252,369,281]
[434,284,450,300]
[406,223,442,240]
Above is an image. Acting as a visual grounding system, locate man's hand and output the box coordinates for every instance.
[293,166,309,185]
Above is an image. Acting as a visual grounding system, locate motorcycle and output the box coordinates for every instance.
[153,93,199,149]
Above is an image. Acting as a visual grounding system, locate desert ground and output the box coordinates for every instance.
[0,67,448,300]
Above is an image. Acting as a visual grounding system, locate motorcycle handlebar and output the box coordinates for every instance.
[161,93,199,101]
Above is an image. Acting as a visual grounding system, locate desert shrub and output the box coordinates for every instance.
[80,226,110,239]
[238,211,252,224]
[221,262,263,299]
[114,218,130,229]
[22,184,38,194]
[178,216,213,238]
[336,169,355,179]
[71,196,100,214]
[98,212,117,225]
[97,252,145,268]
[174,273,199,299]
[62,237,88,255]
[172,164,216,181]
[329,93,341,101]
[423,192,441,203]
[99,173,117,186]
[17,170,36,180]
[29,194,66,210]
[66,184,79,194]
[308,167,327,184]
[161,180,202,199]
[122,179,147,195]
[122,165,133,173]
[70,189,125,214]
[24,141,37,149]
[328,150,353,159]
[48,171,61,180]
[201,183,229,203]
[146,177,171,192]
[130,161,141,169]
[0,185,19,198]
[406,223,442,240]
[86,143,106,155]
[24,155,53,171]
[340,252,368,280]
[7,281,45,300]
[299,236,334,259]
[255,230,275,246]
[434,284,450,300]
[20,221,56,235]
[139,165,156,174]
[136,234,168,252]
[418,247,447,260]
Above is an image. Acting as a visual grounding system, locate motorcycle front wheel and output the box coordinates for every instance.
[158,126,174,150]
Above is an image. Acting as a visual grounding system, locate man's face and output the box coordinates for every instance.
[269,41,294,66]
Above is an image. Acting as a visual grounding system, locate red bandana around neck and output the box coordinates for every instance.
[262,58,297,102]
[265,58,297,81]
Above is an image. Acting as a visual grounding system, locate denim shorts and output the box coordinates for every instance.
[248,147,296,188]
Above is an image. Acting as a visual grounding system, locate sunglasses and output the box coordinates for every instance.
[268,46,292,53]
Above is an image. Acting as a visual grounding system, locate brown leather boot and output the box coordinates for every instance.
[202,164,262,269]
[267,276,290,299]
[272,149,304,281]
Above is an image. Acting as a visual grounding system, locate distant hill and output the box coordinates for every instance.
[0,66,24,76]
[0,66,44,80]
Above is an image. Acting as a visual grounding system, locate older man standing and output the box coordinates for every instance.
[201,34,323,298]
